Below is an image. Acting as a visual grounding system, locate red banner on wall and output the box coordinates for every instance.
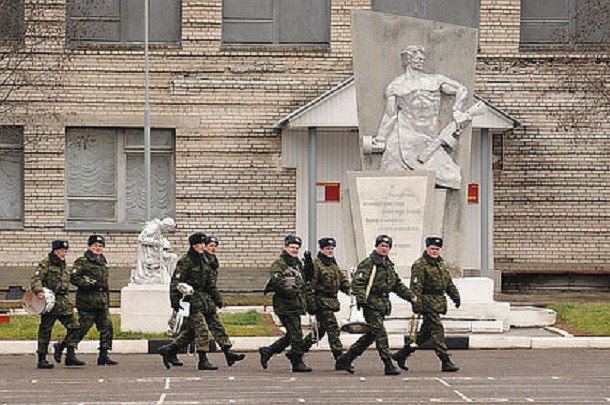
[317,182,340,202]
[468,183,479,204]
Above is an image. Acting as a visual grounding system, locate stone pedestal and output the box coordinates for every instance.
[120,284,171,334]
[337,277,555,334]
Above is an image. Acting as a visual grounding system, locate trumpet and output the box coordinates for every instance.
[407,313,420,348]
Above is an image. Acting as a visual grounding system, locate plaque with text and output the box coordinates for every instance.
[348,171,436,277]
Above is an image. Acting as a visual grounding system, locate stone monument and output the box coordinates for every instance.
[120,217,176,333]
[345,10,479,276]
[339,11,555,333]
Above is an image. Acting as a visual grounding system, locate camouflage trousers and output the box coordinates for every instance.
[173,311,231,352]
[303,309,343,356]
[269,314,310,357]
[414,312,447,357]
[76,309,113,351]
[37,313,81,355]
[348,307,391,361]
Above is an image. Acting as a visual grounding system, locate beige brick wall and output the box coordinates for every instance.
[1,0,609,275]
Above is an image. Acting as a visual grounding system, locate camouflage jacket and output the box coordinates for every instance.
[305,252,350,313]
[31,253,73,315]
[266,251,306,316]
[170,249,222,315]
[70,250,110,312]
[352,251,414,316]
[410,252,460,315]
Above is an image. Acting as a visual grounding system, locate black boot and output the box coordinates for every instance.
[37,353,54,369]
[53,342,66,364]
[97,349,118,366]
[383,358,401,375]
[197,351,218,371]
[332,350,343,361]
[439,353,460,372]
[259,346,275,370]
[335,350,356,374]
[391,345,415,371]
[222,346,245,367]
[159,343,183,369]
[286,352,312,373]
[65,346,85,366]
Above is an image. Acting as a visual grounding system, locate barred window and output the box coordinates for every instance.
[371,0,479,28]
[222,0,330,45]
[520,0,610,47]
[66,127,175,230]
[67,0,181,45]
[0,126,24,229]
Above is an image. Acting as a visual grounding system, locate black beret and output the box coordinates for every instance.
[375,235,393,248]
[284,235,302,247]
[425,236,443,248]
[318,237,336,249]
[189,232,207,247]
[204,235,219,246]
[52,240,69,250]
[87,235,105,247]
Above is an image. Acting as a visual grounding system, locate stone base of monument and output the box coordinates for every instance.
[120,284,171,334]
[335,277,556,334]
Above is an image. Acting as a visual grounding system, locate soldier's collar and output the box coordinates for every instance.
[423,251,443,266]
[371,250,394,266]
[317,251,336,266]
[187,247,203,264]
[280,250,301,267]
[84,250,106,264]
[48,252,64,265]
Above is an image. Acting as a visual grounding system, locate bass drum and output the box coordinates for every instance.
[22,288,56,315]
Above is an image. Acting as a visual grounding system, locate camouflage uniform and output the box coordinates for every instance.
[348,251,414,361]
[409,253,460,357]
[70,250,113,350]
[31,253,80,355]
[169,249,231,352]
[303,252,350,358]
[265,251,308,357]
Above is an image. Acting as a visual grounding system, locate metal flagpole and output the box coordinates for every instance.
[144,0,151,221]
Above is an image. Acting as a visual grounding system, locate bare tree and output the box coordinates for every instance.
[550,0,610,133]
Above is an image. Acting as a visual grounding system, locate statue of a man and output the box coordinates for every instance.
[130,217,177,285]
[374,45,470,189]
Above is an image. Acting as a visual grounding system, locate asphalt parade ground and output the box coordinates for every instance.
[1,349,610,404]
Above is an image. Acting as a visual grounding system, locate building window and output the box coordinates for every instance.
[0,126,24,229]
[520,0,610,47]
[371,0,479,28]
[222,0,330,45]
[66,0,181,45]
[66,127,175,230]
[0,0,25,42]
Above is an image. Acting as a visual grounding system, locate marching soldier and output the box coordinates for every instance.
[259,235,312,372]
[71,235,118,366]
[336,235,416,376]
[392,236,461,372]
[31,240,85,369]
[159,233,245,370]
[302,237,350,363]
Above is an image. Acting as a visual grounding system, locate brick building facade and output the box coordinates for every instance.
[0,0,608,288]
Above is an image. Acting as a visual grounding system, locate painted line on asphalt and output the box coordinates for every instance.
[453,390,473,402]
[164,378,170,390]
[435,377,452,387]
[525,398,534,402]
[98,379,104,383]
[156,393,166,405]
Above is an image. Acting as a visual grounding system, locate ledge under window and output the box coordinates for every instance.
[0,221,24,231]
[65,222,144,233]
[220,43,331,53]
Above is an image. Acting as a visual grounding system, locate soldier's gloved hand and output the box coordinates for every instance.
[454,299,461,309]
[215,298,223,309]
[303,251,314,281]
[171,301,181,311]
[356,297,367,310]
